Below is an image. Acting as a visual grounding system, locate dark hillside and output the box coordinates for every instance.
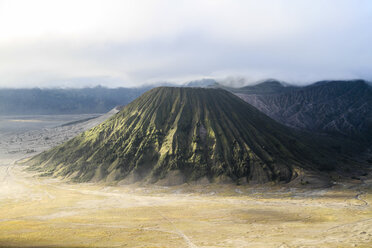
[234,80,372,146]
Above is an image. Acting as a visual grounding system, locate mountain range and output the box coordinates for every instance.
[28,87,364,185]
[0,80,215,115]
[3,79,371,149]
[223,80,372,146]
[0,86,150,115]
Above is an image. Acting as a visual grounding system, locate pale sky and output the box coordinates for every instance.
[0,0,371,88]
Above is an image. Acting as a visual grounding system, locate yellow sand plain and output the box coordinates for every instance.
[0,162,371,248]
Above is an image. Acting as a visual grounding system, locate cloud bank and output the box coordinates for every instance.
[0,0,371,87]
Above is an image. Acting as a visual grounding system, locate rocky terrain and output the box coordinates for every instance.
[230,80,372,147]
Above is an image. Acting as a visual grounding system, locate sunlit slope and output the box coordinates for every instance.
[29,87,341,184]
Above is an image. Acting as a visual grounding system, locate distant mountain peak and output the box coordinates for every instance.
[255,79,284,86]
[310,79,369,88]
[183,78,217,88]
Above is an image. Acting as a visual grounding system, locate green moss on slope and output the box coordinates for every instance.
[28,87,345,184]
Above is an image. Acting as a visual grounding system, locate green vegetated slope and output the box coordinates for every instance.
[28,87,351,184]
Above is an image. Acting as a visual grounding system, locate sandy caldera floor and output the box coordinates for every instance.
[0,114,371,248]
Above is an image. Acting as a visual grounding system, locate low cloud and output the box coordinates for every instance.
[0,0,371,87]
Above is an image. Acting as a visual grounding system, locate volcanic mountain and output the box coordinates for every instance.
[28,87,354,185]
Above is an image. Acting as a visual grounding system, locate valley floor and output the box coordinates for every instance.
[0,115,371,248]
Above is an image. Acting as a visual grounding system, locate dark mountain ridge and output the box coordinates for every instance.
[219,79,299,95]
[232,80,372,146]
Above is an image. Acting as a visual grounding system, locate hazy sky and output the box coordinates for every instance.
[0,0,371,88]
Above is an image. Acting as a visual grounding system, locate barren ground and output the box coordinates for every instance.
[0,114,371,248]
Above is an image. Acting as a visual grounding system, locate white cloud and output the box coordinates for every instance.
[0,0,371,87]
